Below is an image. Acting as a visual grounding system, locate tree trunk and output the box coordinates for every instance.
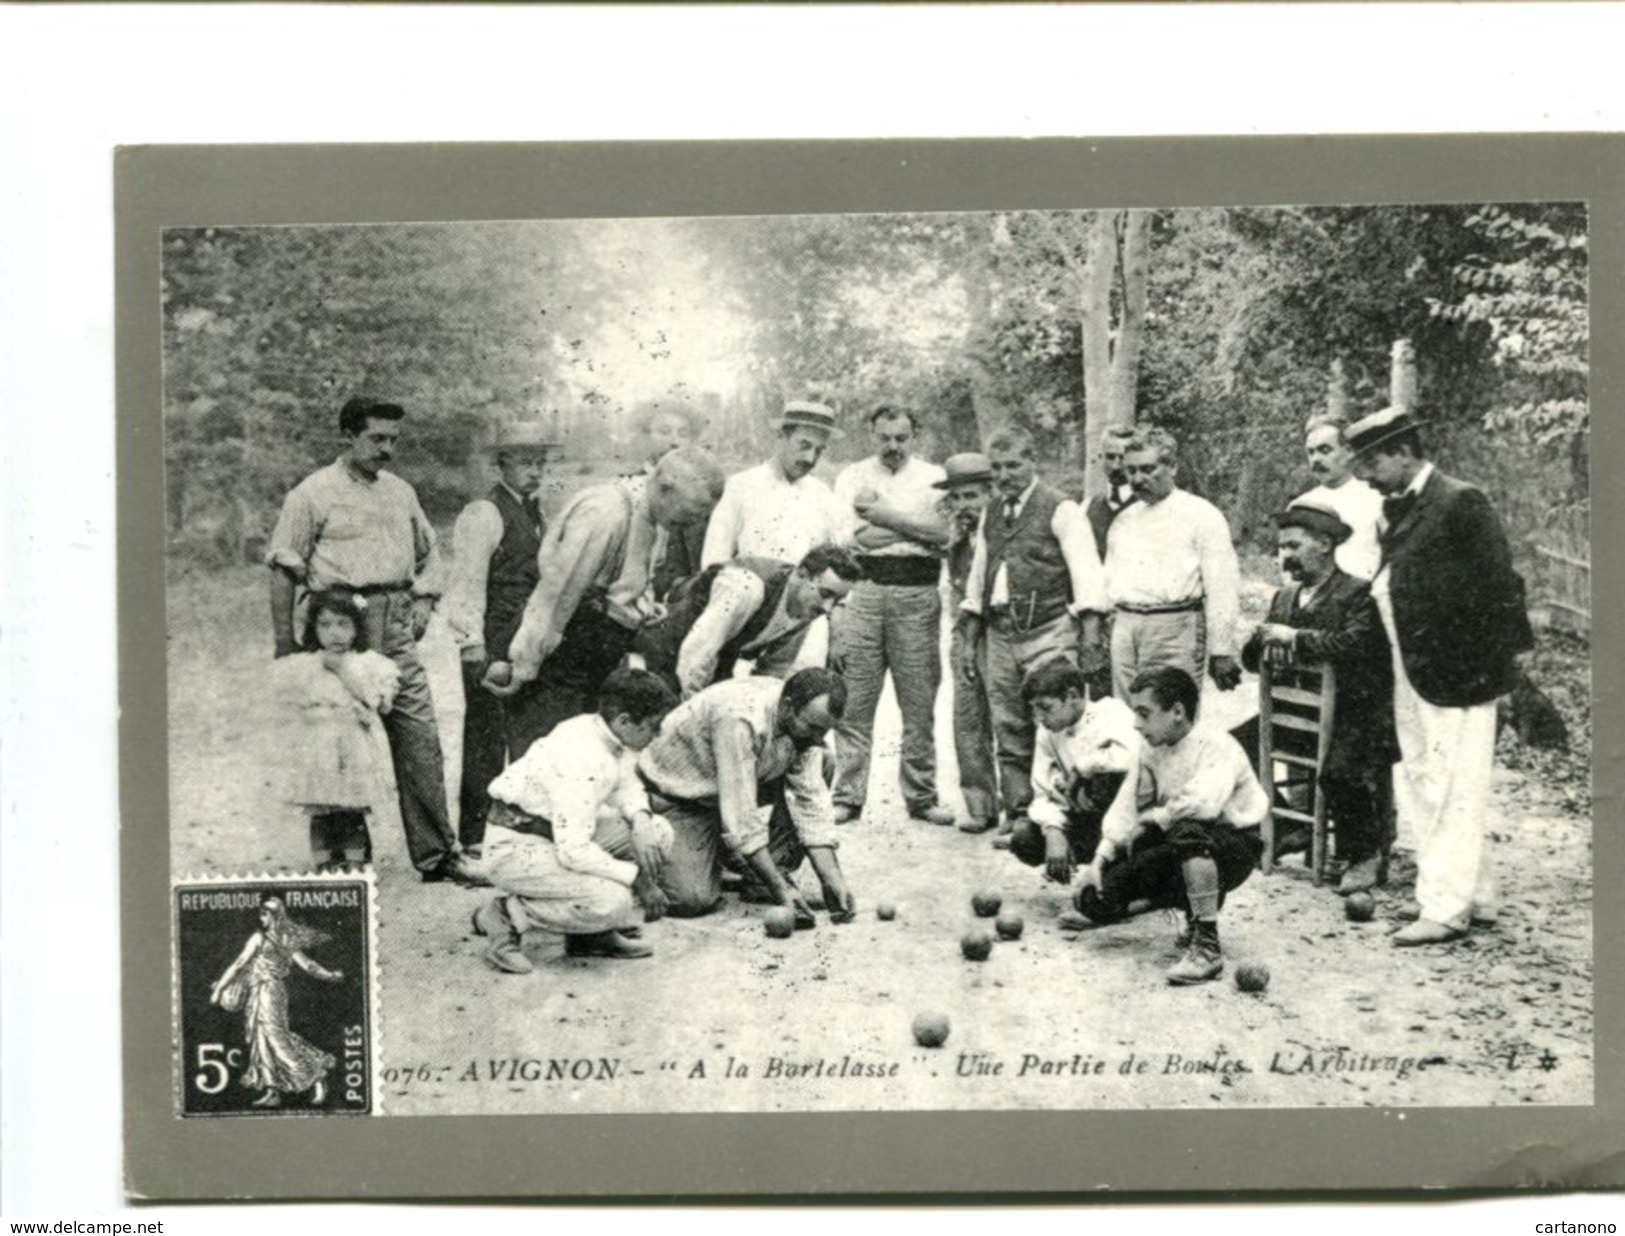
[960,214,1005,441]
[1079,212,1116,493]
[1389,338,1417,410]
[1108,209,1151,427]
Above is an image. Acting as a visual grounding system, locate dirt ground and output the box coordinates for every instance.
[168,566,1594,1113]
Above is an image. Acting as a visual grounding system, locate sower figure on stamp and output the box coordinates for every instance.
[471,668,679,974]
[1346,406,1534,946]
[1077,667,1267,986]
[632,544,862,700]
[266,396,485,887]
[445,420,557,858]
[1240,499,1400,894]
[957,427,1110,838]
[1104,427,1243,701]
[830,406,953,827]
[1007,660,1138,889]
[636,669,857,927]
[488,445,725,736]
[937,454,1001,835]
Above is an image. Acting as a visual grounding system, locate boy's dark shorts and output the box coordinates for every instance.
[1075,816,1261,924]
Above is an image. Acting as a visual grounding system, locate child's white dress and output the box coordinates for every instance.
[272,651,399,810]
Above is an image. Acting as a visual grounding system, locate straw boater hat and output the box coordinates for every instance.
[1343,405,1421,456]
[773,400,841,439]
[1272,497,1353,545]
[486,419,559,455]
[933,452,994,489]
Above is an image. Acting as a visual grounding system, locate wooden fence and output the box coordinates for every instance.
[1531,503,1591,637]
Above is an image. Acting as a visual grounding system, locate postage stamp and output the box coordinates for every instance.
[172,872,378,1118]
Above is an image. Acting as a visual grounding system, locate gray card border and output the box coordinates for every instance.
[119,137,1624,1200]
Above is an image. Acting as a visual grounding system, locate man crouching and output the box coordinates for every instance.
[471,667,678,974]
[1077,666,1266,985]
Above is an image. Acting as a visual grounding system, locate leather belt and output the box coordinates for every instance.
[348,581,414,597]
[1115,597,1203,616]
[858,556,941,587]
[486,800,554,840]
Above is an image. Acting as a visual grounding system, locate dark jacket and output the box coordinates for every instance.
[1242,567,1399,783]
[1380,469,1533,708]
[1085,488,1138,561]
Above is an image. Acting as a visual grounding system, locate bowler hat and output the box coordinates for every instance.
[1344,405,1420,456]
[1273,498,1352,545]
[774,401,841,439]
[934,452,994,489]
[487,420,559,454]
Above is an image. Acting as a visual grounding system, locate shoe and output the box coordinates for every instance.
[310,1080,328,1106]
[1172,911,1195,951]
[1336,855,1383,896]
[911,805,957,827]
[957,816,997,835]
[1056,910,1090,932]
[470,898,508,938]
[1391,918,1467,947]
[250,1089,281,1108]
[1166,923,1224,986]
[424,852,491,888]
[833,804,861,826]
[1272,826,1311,859]
[484,933,535,974]
[617,925,644,940]
[1396,900,1497,928]
[566,931,654,960]
[463,845,482,861]
[990,835,1013,851]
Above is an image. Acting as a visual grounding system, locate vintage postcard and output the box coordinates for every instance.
[120,139,1622,1198]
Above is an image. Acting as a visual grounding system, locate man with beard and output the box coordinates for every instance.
[830,406,953,827]
[1104,427,1243,700]
[959,427,1110,835]
[1085,425,1140,560]
[1296,413,1385,581]
[1347,406,1533,945]
[1240,499,1399,894]
[636,668,858,926]
[701,401,846,568]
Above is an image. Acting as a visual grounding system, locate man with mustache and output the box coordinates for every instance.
[1084,425,1140,560]
[1296,412,1385,581]
[637,668,857,926]
[939,454,1002,835]
[1104,427,1243,701]
[830,406,954,827]
[1241,499,1399,894]
[1347,406,1533,945]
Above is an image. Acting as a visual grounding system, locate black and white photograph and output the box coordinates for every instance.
[159,197,1593,1117]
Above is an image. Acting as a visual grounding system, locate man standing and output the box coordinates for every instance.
[1105,427,1243,700]
[1346,406,1533,945]
[1084,425,1140,560]
[267,396,482,885]
[637,668,858,926]
[1240,499,1399,893]
[630,397,709,602]
[830,406,952,826]
[959,427,1110,834]
[488,445,724,737]
[633,544,862,699]
[938,454,1001,834]
[1297,412,1385,580]
[446,420,557,856]
[701,401,845,568]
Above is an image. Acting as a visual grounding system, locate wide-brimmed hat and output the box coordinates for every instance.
[1273,497,1353,545]
[486,420,560,455]
[773,400,841,439]
[934,452,994,489]
[1344,405,1420,456]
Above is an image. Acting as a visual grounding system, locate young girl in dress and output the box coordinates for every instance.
[273,591,400,870]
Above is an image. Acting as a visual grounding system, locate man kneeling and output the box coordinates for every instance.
[1077,666,1266,986]
[472,667,678,974]
[1008,660,1137,884]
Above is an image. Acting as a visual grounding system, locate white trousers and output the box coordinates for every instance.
[1375,576,1499,928]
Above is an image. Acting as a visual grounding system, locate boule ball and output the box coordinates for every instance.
[763,907,796,939]
[961,929,994,961]
[912,1011,950,1048]
[1344,891,1376,922]
[1235,962,1271,993]
[875,902,897,922]
[994,912,1025,941]
[486,662,513,688]
[971,890,1003,918]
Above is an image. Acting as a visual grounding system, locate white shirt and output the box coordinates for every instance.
[1297,476,1385,581]
[1369,461,1434,614]
[832,454,948,557]
[1028,696,1138,834]
[487,713,650,886]
[701,461,844,568]
[445,483,530,650]
[1100,723,1269,856]
[1104,488,1242,656]
[960,480,1110,617]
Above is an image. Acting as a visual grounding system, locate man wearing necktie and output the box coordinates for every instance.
[1347,406,1533,946]
[1084,425,1140,560]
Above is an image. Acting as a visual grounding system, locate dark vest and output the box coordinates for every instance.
[982,482,1071,628]
[483,484,545,659]
[633,557,796,682]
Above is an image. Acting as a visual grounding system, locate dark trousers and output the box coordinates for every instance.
[650,780,809,918]
[360,591,458,872]
[1006,770,1125,868]
[1074,817,1261,923]
[1230,717,1394,863]
[458,663,553,850]
[530,604,638,742]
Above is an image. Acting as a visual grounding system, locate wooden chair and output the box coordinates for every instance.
[1257,659,1337,884]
